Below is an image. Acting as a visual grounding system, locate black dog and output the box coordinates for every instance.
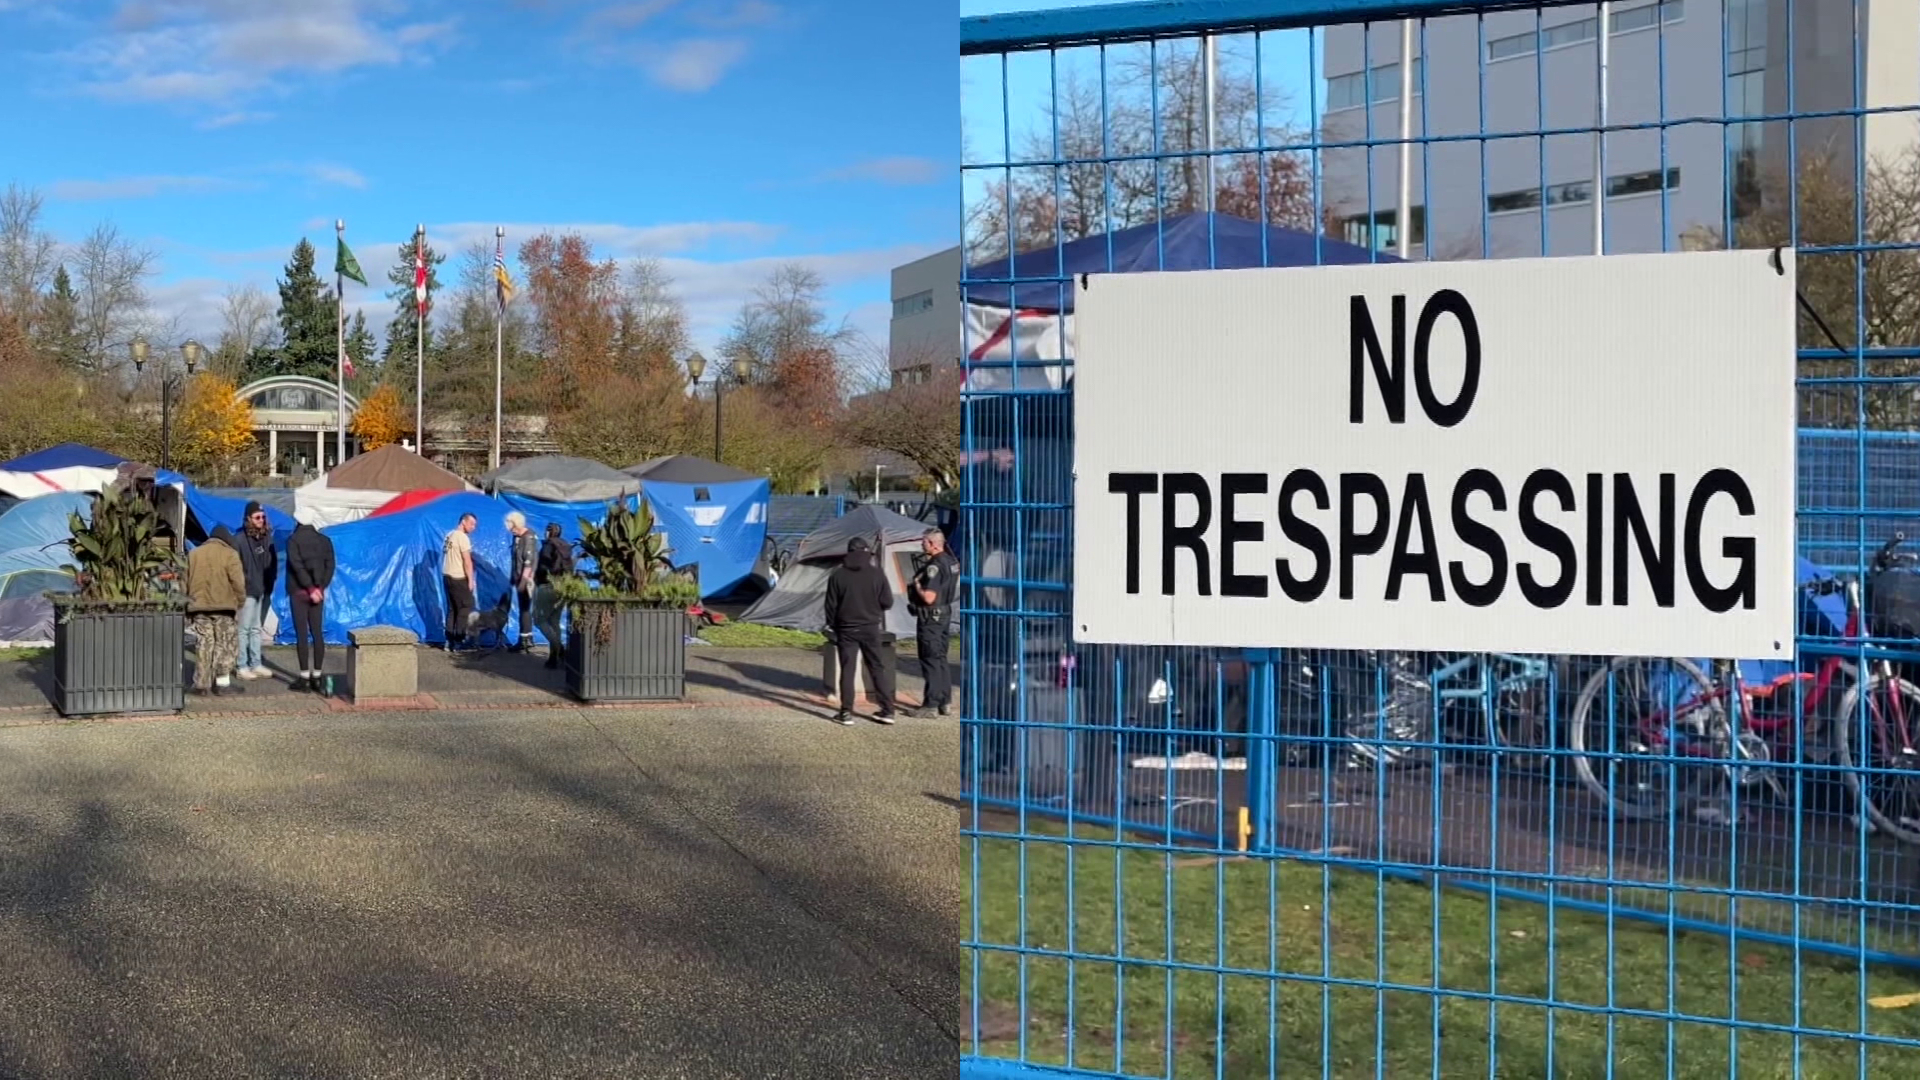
[462,594,515,651]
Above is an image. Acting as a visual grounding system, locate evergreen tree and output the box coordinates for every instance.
[32,264,84,371]
[343,310,377,396]
[264,239,338,381]
[381,239,446,373]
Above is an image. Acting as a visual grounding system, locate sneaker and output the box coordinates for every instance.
[256,666,274,679]
[235,668,256,680]
[831,712,855,726]
[873,711,896,726]
[907,707,940,720]
[287,677,309,692]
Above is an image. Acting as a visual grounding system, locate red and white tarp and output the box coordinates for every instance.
[963,303,1073,391]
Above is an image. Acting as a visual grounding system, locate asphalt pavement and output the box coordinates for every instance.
[0,647,958,1079]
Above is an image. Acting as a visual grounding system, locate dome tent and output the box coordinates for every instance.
[740,504,932,640]
[0,492,90,648]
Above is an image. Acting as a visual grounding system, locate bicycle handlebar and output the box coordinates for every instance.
[1873,532,1908,573]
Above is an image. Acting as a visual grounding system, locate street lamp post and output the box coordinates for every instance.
[684,351,752,464]
[131,336,201,471]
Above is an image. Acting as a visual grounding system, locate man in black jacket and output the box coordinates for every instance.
[506,511,538,652]
[234,501,278,680]
[823,536,897,725]
[532,523,575,669]
[284,520,335,692]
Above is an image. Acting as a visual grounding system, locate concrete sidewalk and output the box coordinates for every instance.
[0,650,959,1078]
[0,643,932,722]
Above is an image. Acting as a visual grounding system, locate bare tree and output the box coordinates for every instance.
[717,262,853,385]
[0,184,59,332]
[71,222,159,373]
[966,41,1321,264]
[210,282,276,379]
[612,256,690,377]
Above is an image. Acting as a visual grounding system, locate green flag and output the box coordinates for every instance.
[335,236,367,286]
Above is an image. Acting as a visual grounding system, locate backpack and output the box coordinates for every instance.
[1867,564,1920,640]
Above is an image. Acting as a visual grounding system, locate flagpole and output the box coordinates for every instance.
[414,223,425,454]
[335,219,347,468]
[492,225,504,471]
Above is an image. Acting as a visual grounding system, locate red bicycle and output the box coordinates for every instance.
[1568,535,1920,843]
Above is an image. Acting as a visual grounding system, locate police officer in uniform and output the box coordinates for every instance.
[908,527,960,718]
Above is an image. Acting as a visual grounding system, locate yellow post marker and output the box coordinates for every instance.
[1237,806,1251,852]
[1869,991,1920,1010]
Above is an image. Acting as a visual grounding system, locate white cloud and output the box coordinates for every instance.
[197,109,272,129]
[819,156,943,186]
[637,36,749,92]
[303,163,368,189]
[67,2,459,107]
[50,174,248,200]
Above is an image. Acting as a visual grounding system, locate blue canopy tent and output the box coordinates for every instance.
[154,469,296,543]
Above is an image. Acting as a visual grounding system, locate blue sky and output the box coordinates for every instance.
[1,0,957,353]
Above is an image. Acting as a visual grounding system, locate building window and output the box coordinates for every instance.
[1342,206,1426,252]
[891,290,934,318]
[1486,167,1681,214]
[1325,58,1424,111]
[1727,0,1767,220]
[1487,1,1683,62]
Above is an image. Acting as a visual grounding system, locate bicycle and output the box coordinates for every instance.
[1566,534,1920,843]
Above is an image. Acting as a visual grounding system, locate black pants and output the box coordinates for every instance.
[513,587,534,644]
[290,590,325,672]
[916,618,952,710]
[444,574,475,643]
[835,627,896,714]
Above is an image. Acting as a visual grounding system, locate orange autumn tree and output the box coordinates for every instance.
[174,372,256,480]
[518,231,620,413]
[350,383,409,450]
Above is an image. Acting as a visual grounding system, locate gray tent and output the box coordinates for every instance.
[479,455,642,504]
[624,455,757,484]
[740,504,934,639]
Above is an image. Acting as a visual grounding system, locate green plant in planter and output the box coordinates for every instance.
[56,481,183,615]
[562,499,700,647]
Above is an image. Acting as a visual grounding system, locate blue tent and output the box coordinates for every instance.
[0,443,127,471]
[0,492,90,645]
[623,461,770,598]
[156,470,296,543]
[962,211,1395,312]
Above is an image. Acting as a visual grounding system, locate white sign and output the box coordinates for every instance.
[1072,249,1797,659]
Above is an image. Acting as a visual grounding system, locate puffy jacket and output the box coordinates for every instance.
[285,523,336,594]
[186,531,247,614]
[823,544,894,633]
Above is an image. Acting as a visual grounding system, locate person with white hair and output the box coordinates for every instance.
[506,510,538,652]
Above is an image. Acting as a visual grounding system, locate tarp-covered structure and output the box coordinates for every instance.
[0,492,89,647]
[624,455,770,599]
[481,456,640,504]
[0,443,133,500]
[295,445,471,527]
[740,504,929,639]
[267,490,617,647]
[961,211,1391,391]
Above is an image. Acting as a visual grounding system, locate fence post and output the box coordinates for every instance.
[1241,648,1279,853]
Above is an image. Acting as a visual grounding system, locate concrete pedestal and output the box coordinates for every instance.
[349,625,419,701]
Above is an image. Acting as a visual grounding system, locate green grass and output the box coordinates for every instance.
[967,823,1920,1079]
[696,622,827,649]
[0,647,47,662]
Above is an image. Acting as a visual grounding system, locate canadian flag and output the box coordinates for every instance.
[413,235,429,316]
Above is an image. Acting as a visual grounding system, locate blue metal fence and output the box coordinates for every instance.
[960,1,1920,1076]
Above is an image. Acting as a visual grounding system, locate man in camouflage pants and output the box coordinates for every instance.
[186,524,248,695]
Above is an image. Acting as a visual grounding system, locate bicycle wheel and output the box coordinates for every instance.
[1569,655,1722,819]
[1481,656,1565,772]
[1833,674,1920,845]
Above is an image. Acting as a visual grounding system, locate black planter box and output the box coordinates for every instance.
[564,603,687,702]
[52,605,186,717]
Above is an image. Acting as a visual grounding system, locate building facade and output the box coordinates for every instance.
[1320,0,1917,260]
[888,246,964,384]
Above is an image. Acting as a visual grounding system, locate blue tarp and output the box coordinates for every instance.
[962,211,1395,312]
[156,470,296,543]
[268,490,643,647]
[0,443,126,471]
[641,477,770,598]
